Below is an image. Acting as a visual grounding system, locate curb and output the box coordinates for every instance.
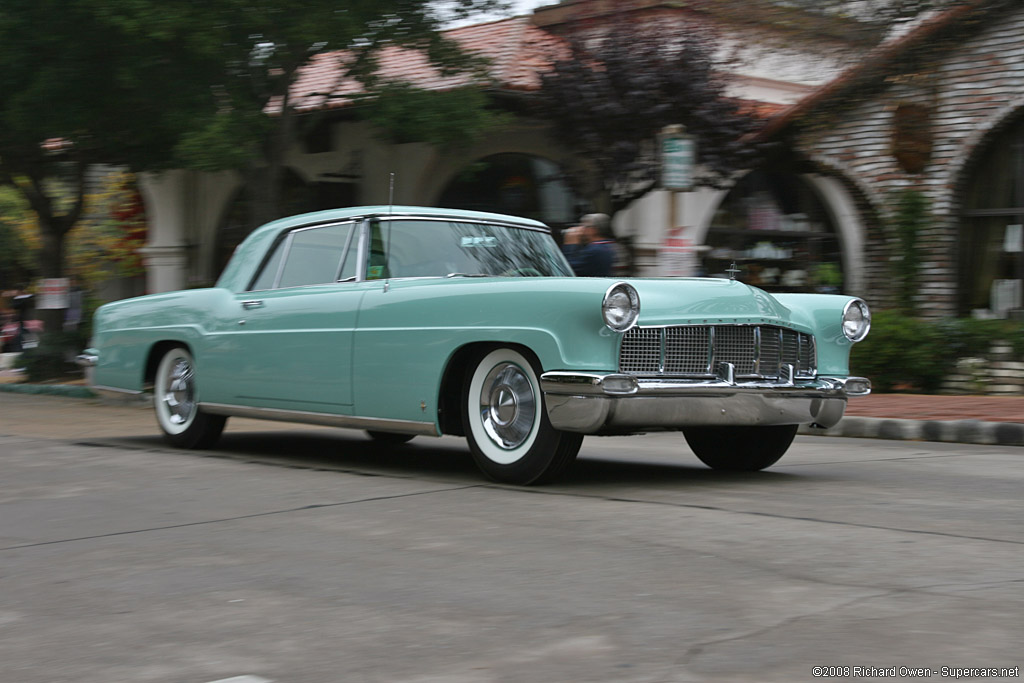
[0,382,96,399]
[800,416,1024,447]
[1,384,1022,446]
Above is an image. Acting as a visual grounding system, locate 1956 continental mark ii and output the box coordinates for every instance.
[80,206,871,484]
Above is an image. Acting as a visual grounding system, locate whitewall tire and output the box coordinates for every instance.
[154,346,226,449]
[463,348,582,484]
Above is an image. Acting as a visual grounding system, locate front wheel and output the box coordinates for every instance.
[683,424,798,471]
[463,348,583,485]
[154,347,226,449]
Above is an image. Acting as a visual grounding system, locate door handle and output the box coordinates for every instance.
[241,300,265,310]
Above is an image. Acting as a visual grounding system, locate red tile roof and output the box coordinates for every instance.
[286,16,567,112]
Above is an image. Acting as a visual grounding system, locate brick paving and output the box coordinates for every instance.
[846,394,1024,423]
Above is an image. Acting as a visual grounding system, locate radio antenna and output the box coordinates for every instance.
[388,172,395,216]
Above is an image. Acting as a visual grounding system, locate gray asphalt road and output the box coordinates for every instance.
[0,409,1021,683]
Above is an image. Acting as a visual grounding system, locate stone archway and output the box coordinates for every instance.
[698,169,854,293]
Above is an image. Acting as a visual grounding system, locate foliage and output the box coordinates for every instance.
[360,84,511,148]
[68,172,148,289]
[534,20,764,214]
[18,330,85,382]
[890,189,928,311]
[933,316,1024,359]
[0,186,37,289]
[93,0,509,228]
[0,0,511,297]
[851,310,1024,393]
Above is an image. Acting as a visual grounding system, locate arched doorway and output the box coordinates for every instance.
[959,113,1024,317]
[437,153,578,227]
[701,169,845,293]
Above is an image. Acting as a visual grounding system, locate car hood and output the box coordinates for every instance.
[627,277,794,326]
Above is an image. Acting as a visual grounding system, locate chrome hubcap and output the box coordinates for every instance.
[162,358,195,425]
[480,362,536,450]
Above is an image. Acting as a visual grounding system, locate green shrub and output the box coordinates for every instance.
[851,310,946,392]
[852,312,1024,393]
[18,330,86,383]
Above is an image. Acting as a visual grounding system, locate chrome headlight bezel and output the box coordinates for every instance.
[842,298,871,342]
[602,282,640,333]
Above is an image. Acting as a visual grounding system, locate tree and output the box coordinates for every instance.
[101,0,510,228]
[0,0,225,331]
[0,186,36,290]
[533,20,764,217]
[0,0,508,333]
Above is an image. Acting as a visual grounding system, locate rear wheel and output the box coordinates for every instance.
[683,424,798,471]
[154,347,226,449]
[463,348,583,485]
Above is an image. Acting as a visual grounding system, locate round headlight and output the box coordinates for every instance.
[602,282,640,333]
[842,298,871,342]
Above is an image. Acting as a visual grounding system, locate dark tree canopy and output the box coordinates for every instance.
[0,0,510,289]
[534,21,764,214]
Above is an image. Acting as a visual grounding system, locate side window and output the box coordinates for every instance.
[277,223,353,289]
[250,237,287,291]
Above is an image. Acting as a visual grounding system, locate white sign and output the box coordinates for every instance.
[659,230,697,277]
[37,278,70,310]
[661,132,695,191]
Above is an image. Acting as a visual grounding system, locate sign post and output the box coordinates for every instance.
[660,125,696,276]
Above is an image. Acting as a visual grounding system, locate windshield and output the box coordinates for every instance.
[367,219,574,279]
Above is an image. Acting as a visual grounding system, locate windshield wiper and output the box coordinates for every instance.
[445,273,490,278]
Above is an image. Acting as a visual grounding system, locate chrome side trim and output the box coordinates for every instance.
[91,385,148,401]
[199,402,440,437]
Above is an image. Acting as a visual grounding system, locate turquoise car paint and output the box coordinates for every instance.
[772,293,862,375]
[352,277,624,423]
[86,206,870,482]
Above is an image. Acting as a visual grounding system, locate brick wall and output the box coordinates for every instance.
[793,3,1024,318]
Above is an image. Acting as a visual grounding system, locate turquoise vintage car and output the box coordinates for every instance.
[80,206,871,484]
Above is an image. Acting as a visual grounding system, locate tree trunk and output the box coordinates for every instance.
[36,215,69,334]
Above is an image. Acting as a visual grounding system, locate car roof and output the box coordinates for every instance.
[216,206,553,291]
[252,206,550,237]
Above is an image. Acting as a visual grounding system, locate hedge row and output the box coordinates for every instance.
[850,311,1024,393]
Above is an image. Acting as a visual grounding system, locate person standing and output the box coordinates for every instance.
[561,213,617,277]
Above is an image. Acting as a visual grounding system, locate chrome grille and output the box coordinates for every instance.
[664,326,710,374]
[619,327,662,374]
[619,324,817,380]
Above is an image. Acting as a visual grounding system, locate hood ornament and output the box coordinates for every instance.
[726,262,741,281]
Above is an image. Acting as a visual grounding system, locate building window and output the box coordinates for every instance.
[959,114,1024,317]
[703,170,843,293]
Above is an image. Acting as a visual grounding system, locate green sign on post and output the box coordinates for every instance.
[661,125,695,191]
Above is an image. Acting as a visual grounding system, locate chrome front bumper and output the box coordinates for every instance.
[540,370,871,434]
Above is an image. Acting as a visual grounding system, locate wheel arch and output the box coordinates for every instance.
[143,340,194,390]
[437,341,544,437]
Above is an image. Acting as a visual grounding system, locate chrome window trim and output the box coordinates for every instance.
[246,220,359,292]
[376,214,551,234]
